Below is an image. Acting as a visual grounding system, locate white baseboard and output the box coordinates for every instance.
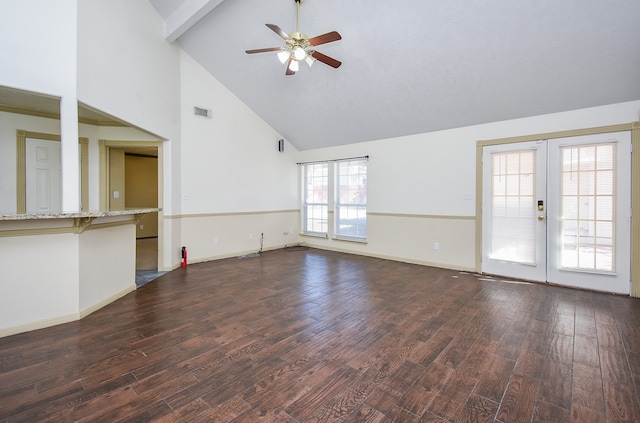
[79,284,136,319]
[0,313,79,338]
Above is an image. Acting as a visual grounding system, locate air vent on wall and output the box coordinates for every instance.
[193,106,212,119]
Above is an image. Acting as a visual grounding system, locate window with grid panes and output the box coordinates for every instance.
[335,159,367,239]
[302,163,328,234]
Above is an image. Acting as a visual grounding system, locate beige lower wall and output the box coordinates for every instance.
[302,213,476,271]
[173,210,475,272]
[175,210,301,265]
[0,232,80,335]
[79,222,136,312]
[0,217,137,337]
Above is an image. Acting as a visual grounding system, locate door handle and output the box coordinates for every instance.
[538,215,545,221]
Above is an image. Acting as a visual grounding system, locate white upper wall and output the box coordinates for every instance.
[299,100,640,217]
[0,0,78,98]
[76,0,181,143]
[179,50,298,214]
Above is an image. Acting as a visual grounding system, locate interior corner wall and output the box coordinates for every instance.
[297,100,640,271]
[179,50,298,214]
[174,51,300,266]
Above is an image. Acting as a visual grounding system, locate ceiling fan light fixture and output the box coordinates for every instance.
[305,55,316,67]
[293,46,307,61]
[277,50,291,64]
[245,0,342,75]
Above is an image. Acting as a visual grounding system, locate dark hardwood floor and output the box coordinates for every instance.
[1,248,640,422]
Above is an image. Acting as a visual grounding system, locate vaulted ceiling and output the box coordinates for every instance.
[149,0,640,151]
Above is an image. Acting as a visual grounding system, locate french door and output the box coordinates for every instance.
[482,132,631,294]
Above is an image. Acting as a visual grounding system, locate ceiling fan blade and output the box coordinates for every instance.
[285,57,296,75]
[266,24,291,41]
[307,31,342,46]
[310,51,342,68]
[245,47,282,54]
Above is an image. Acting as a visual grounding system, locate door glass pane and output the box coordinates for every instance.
[335,160,367,239]
[560,143,616,272]
[489,150,536,264]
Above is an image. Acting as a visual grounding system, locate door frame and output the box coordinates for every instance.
[99,139,163,270]
[475,122,640,297]
[16,130,89,213]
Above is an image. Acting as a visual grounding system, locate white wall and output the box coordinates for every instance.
[79,222,136,313]
[0,231,79,333]
[298,100,640,270]
[174,51,300,266]
[179,50,298,214]
[0,0,77,98]
[76,0,181,144]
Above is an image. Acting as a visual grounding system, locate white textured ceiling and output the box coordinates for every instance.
[150,0,640,151]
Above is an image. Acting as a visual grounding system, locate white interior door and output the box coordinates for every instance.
[482,132,631,294]
[26,138,62,213]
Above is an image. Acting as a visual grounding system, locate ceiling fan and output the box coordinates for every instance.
[245,0,342,75]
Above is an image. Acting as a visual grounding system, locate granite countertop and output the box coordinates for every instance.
[0,208,161,221]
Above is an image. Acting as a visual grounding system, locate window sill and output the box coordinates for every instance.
[333,236,368,244]
[301,232,328,239]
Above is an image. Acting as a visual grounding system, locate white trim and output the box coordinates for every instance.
[79,285,136,319]
[0,313,79,338]
[301,231,328,238]
[333,235,367,244]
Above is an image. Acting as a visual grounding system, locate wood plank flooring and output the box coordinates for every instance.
[2,248,640,422]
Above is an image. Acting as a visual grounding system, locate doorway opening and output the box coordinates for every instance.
[100,140,164,286]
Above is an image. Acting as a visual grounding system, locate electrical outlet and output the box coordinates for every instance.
[248,233,253,240]
[464,192,474,200]
[434,242,440,250]
[139,224,144,230]
[213,237,219,245]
